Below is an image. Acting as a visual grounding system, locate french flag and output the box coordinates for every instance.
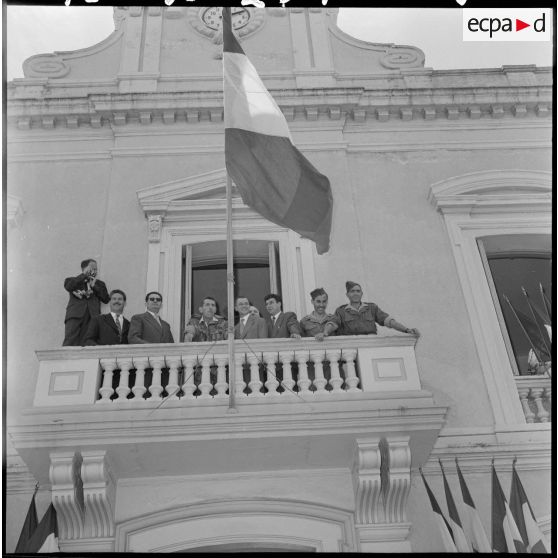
[222,7,333,254]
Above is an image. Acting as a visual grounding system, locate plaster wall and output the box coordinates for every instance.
[115,468,354,523]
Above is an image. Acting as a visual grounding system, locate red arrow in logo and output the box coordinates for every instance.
[516,19,530,31]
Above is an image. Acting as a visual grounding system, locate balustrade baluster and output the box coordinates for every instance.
[310,350,328,392]
[198,356,213,398]
[115,357,132,400]
[132,357,148,400]
[247,354,263,396]
[262,352,280,395]
[165,356,181,400]
[98,358,117,402]
[234,353,247,397]
[544,386,551,413]
[214,355,229,398]
[342,348,361,392]
[294,352,311,394]
[148,356,165,400]
[278,351,295,394]
[518,387,535,423]
[326,348,343,392]
[181,355,197,400]
[531,387,549,422]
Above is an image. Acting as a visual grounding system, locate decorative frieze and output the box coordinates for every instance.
[8,99,552,130]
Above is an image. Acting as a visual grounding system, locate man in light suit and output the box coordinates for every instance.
[128,291,174,344]
[84,289,130,345]
[234,297,267,339]
[264,293,302,339]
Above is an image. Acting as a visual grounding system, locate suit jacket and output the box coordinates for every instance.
[266,311,301,338]
[64,274,110,321]
[128,312,174,344]
[84,313,130,345]
[234,314,268,339]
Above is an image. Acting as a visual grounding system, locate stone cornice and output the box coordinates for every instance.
[7,71,552,130]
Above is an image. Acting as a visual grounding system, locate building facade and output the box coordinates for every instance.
[6,7,551,552]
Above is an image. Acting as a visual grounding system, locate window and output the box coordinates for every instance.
[479,234,551,376]
[180,240,281,339]
[428,169,551,425]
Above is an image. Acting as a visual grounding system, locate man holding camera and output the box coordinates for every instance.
[63,258,110,346]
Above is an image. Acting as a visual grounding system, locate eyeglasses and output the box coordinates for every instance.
[148,297,162,302]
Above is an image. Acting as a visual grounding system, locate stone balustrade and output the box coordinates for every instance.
[33,336,421,408]
[514,375,551,423]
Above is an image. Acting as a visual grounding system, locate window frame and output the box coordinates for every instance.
[429,169,551,426]
[137,169,318,341]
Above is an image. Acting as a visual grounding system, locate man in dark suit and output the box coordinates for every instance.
[84,289,130,345]
[63,258,110,346]
[264,293,302,339]
[128,291,174,344]
[234,296,267,339]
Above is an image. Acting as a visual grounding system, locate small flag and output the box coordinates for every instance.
[15,491,38,553]
[25,503,60,553]
[456,460,492,553]
[492,463,525,553]
[510,463,549,553]
[504,296,551,361]
[420,469,458,552]
[439,461,471,552]
[222,7,333,254]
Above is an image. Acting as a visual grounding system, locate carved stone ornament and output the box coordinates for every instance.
[50,452,85,540]
[23,54,70,79]
[113,7,128,28]
[148,215,163,243]
[380,46,425,69]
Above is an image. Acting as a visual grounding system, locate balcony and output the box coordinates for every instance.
[10,335,448,551]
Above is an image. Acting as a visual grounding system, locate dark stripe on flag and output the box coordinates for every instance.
[26,503,58,553]
[456,461,475,509]
[223,8,244,55]
[226,128,333,254]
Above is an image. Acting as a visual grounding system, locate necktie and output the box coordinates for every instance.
[240,318,246,335]
[114,315,122,339]
[272,316,277,327]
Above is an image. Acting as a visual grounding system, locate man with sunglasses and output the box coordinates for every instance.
[128,291,175,344]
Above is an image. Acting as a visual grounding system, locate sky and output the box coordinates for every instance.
[5,6,554,81]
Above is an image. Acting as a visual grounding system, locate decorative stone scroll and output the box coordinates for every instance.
[50,451,85,540]
[352,437,412,525]
[81,450,116,538]
[23,54,70,79]
[380,46,425,70]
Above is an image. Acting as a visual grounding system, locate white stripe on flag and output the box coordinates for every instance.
[464,504,492,553]
[522,502,549,553]
[224,52,292,139]
[503,501,524,553]
[434,514,458,552]
[37,533,60,553]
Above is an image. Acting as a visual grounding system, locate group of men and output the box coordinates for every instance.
[63,259,419,347]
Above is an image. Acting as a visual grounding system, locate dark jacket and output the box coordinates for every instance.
[266,311,301,338]
[84,313,130,345]
[63,274,109,321]
[128,312,174,344]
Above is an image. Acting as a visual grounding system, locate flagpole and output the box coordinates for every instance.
[226,172,237,413]
[503,294,544,364]
[522,287,551,356]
